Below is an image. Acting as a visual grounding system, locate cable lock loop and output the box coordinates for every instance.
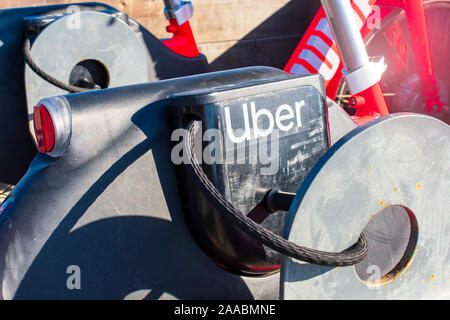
[23,37,91,93]
[184,120,368,267]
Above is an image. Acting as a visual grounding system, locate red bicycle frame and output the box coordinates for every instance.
[401,0,446,113]
[160,0,444,125]
[284,0,445,125]
[163,19,199,58]
[160,0,200,58]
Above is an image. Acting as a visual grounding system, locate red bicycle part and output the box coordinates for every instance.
[402,0,446,112]
[385,23,408,73]
[283,6,342,98]
[374,0,446,113]
[285,0,446,123]
[284,0,389,125]
[162,19,200,58]
[350,82,389,124]
[321,0,389,125]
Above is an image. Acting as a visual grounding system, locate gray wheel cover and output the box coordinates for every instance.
[25,11,149,140]
[281,113,450,299]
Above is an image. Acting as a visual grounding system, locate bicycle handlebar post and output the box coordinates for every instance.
[321,0,369,72]
[321,0,389,124]
[163,0,182,10]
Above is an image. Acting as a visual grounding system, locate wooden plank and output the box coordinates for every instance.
[132,0,319,43]
[127,0,168,38]
[201,35,302,71]
[0,0,319,68]
[135,0,293,42]
[0,0,45,7]
[0,0,125,10]
[0,1,319,42]
[192,0,317,43]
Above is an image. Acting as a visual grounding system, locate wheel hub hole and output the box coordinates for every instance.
[355,205,418,287]
[69,59,110,89]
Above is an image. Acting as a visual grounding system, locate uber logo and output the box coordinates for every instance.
[224,100,306,143]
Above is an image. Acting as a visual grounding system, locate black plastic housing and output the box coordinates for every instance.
[0,67,304,299]
[171,73,330,275]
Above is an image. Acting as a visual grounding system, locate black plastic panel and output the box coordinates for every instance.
[171,74,329,275]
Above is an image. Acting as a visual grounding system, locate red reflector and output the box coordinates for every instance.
[33,104,55,153]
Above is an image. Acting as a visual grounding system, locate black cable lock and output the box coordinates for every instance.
[185,120,367,268]
[170,71,367,275]
[23,37,96,93]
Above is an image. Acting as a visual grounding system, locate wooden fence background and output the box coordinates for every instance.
[0,0,320,70]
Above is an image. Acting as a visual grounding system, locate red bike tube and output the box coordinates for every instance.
[403,0,445,113]
[162,19,200,58]
[322,0,389,125]
[284,1,377,99]
[285,0,447,122]
[161,0,200,57]
[283,7,342,98]
[349,82,389,125]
